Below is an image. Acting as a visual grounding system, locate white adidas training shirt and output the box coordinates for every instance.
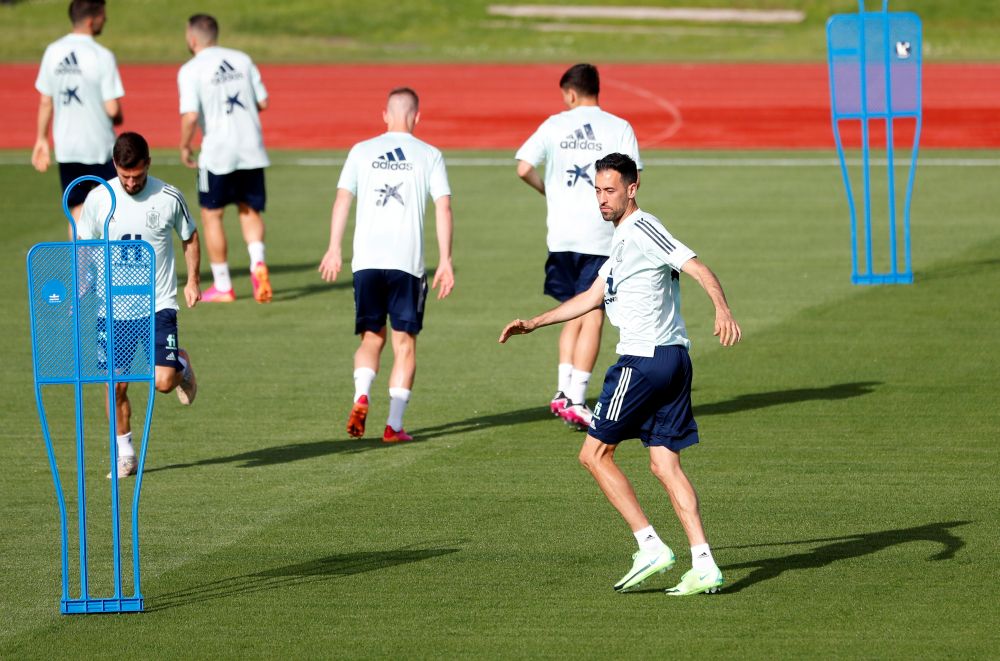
[338,132,451,278]
[178,46,269,175]
[516,105,642,256]
[35,33,124,164]
[79,176,197,316]
[598,209,696,357]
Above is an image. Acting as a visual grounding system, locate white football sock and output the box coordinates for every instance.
[116,432,135,458]
[353,367,376,402]
[210,262,232,292]
[634,525,665,552]
[247,241,266,270]
[557,363,573,394]
[691,543,716,570]
[567,369,591,406]
[387,387,411,431]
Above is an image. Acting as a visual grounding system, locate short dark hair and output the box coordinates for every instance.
[595,153,638,186]
[188,14,219,42]
[113,132,150,169]
[68,0,105,24]
[559,63,600,97]
[388,86,419,110]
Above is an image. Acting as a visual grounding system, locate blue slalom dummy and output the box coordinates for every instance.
[827,1,922,284]
[26,176,156,613]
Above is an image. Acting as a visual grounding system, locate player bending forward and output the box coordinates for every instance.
[80,132,201,478]
[500,153,741,596]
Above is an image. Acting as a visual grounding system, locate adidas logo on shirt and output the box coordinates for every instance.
[560,123,602,151]
[212,59,244,85]
[371,147,413,171]
[55,52,81,75]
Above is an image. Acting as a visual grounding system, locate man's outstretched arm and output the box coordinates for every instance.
[499,275,605,343]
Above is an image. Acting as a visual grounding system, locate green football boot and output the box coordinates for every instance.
[613,546,676,592]
[664,566,724,596]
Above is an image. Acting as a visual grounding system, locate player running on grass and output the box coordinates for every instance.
[500,153,741,596]
[80,132,201,478]
[515,63,642,431]
[178,14,272,303]
[319,87,455,443]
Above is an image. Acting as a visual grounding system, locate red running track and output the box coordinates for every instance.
[2,63,998,150]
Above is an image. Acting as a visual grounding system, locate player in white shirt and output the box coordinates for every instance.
[80,132,202,478]
[32,0,124,236]
[515,63,642,430]
[500,154,741,597]
[319,88,454,443]
[178,14,272,304]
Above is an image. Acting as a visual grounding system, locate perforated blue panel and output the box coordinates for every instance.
[27,244,76,381]
[28,240,155,384]
[828,12,922,117]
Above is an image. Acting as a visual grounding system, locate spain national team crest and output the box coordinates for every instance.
[614,240,625,262]
[145,209,160,230]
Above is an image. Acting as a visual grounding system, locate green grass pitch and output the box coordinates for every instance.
[1,150,998,657]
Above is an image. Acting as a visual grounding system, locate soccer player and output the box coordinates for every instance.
[319,87,454,443]
[79,132,201,478]
[32,0,124,237]
[178,13,272,303]
[515,63,642,431]
[500,153,741,596]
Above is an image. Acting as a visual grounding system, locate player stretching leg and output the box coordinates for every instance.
[320,87,454,442]
[501,154,741,595]
[80,132,201,478]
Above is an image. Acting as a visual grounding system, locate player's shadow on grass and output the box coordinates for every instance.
[270,280,352,302]
[712,520,970,594]
[409,406,554,442]
[144,436,422,472]
[195,261,353,303]
[693,381,881,417]
[918,257,1000,281]
[149,542,462,611]
[147,407,550,472]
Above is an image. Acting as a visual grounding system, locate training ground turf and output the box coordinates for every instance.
[1,150,998,657]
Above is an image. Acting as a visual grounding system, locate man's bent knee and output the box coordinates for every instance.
[649,447,684,483]
[155,371,180,393]
[579,435,615,472]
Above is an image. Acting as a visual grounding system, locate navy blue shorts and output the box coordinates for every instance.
[97,309,182,373]
[59,161,116,207]
[198,167,266,211]
[353,269,428,335]
[589,345,699,451]
[544,251,606,302]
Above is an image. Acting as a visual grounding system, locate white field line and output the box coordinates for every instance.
[3,156,1000,168]
[487,5,806,24]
